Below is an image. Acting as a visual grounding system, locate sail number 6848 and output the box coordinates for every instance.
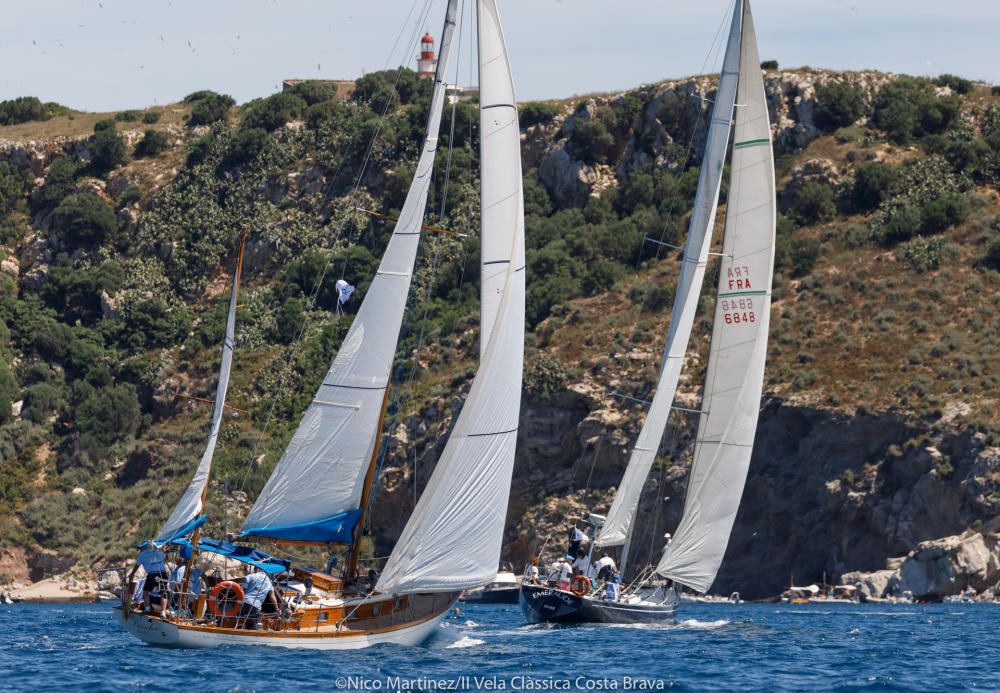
[721,297,756,324]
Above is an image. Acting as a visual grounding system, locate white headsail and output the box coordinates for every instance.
[240,2,459,543]
[156,236,245,544]
[376,0,525,594]
[597,0,744,549]
[658,0,775,592]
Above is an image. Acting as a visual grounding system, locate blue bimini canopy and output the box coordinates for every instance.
[239,508,362,544]
[196,538,291,575]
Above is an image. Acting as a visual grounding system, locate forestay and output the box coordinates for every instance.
[658,0,775,592]
[240,1,459,543]
[376,0,525,594]
[156,237,244,545]
[597,0,744,549]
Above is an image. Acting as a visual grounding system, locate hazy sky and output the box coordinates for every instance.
[1,0,997,112]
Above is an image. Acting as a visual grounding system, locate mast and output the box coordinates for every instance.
[658,0,776,592]
[156,227,246,545]
[596,0,744,550]
[178,228,246,601]
[345,387,389,582]
[375,0,525,595]
[239,0,460,545]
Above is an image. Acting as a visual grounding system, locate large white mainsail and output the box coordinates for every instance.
[376,0,524,594]
[240,2,459,543]
[658,0,775,592]
[597,0,744,549]
[156,236,245,544]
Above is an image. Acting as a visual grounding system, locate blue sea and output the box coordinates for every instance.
[1,602,998,692]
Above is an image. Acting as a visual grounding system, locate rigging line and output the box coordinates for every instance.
[357,0,467,531]
[437,0,465,224]
[232,0,436,502]
[601,0,738,524]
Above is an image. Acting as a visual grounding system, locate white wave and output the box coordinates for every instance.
[676,618,730,630]
[464,620,479,627]
[446,636,485,649]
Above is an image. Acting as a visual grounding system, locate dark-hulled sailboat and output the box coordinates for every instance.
[521,0,776,625]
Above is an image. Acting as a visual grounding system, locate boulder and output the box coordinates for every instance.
[0,256,18,278]
[894,532,1000,598]
[841,568,896,599]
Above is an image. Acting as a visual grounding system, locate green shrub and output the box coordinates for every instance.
[242,92,307,131]
[869,157,964,244]
[185,133,216,166]
[815,81,865,130]
[22,382,63,424]
[38,156,81,208]
[134,129,168,158]
[115,109,142,122]
[923,131,996,184]
[933,74,973,95]
[41,260,123,325]
[523,353,568,400]
[919,192,969,233]
[118,184,141,206]
[785,181,836,226]
[897,236,956,272]
[76,384,141,450]
[142,111,161,124]
[93,118,115,133]
[775,235,822,277]
[873,76,961,143]
[629,281,674,313]
[222,127,269,167]
[0,361,16,424]
[271,296,305,343]
[875,203,921,244]
[120,298,191,350]
[0,161,33,214]
[983,236,1000,270]
[286,80,338,106]
[0,96,68,125]
[90,123,128,172]
[520,102,560,129]
[352,69,429,113]
[760,60,779,70]
[851,162,898,212]
[52,193,117,246]
[570,118,614,164]
[186,91,235,126]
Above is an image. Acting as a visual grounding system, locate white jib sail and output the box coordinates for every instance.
[597,0,744,549]
[376,0,525,594]
[658,0,775,592]
[240,2,459,539]
[156,242,243,544]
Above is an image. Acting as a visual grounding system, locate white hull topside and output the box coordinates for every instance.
[119,606,453,650]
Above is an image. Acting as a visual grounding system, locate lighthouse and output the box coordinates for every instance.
[416,33,437,80]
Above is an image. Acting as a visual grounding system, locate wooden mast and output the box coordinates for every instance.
[181,227,247,605]
[345,386,391,586]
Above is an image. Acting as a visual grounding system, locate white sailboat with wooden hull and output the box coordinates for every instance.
[520,0,775,626]
[120,0,526,649]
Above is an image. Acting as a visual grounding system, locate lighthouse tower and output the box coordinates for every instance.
[416,33,437,80]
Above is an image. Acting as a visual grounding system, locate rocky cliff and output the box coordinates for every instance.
[1,68,998,600]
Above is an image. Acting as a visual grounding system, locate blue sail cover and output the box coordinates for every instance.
[240,508,362,544]
[196,538,291,575]
[153,514,207,548]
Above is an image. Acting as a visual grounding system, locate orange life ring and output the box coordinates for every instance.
[570,575,590,596]
[209,580,244,618]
